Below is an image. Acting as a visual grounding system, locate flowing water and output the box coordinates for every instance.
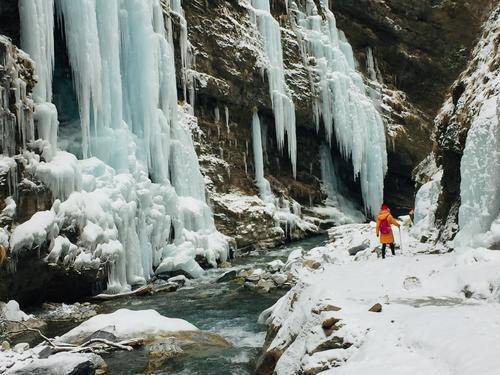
[91,235,327,374]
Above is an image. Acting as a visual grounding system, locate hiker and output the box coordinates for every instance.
[376,204,400,259]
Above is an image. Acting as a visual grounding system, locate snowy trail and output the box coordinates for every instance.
[259,224,500,374]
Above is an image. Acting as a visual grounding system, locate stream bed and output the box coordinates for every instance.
[47,235,327,374]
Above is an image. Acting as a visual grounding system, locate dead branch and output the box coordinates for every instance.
[92,284,154,300]
[3,319,55,347]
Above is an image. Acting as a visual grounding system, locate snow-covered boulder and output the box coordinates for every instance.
[57,309,198,345]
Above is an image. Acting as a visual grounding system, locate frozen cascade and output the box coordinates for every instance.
[318,144,364,224]
[287,0,387,216]
[252,111,274,205]
[0,35,35,157]
[16,0,230,292]
[252,111,316,235]
[247,0,297,177]
[19,0,58,161]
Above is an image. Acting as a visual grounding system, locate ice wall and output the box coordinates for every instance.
[16,0,230,292]
[455,8,500,249]
[247,0,297,177]
[287,0,387,216]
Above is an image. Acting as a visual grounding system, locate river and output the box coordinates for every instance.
[92,235,327,374]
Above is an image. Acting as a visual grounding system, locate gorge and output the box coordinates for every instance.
[1,0,499,374]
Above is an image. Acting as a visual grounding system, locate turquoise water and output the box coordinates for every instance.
[100,235,327,374]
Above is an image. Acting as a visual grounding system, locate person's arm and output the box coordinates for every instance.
[376,219,380,236]
[389,215,400,228]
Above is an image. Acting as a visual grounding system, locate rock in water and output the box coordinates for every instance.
[216,270,238,283]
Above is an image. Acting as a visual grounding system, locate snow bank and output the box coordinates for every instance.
[258,223,500,374]
[58,309,198,344]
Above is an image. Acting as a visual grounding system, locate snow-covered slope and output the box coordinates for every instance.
[257,223,500,374]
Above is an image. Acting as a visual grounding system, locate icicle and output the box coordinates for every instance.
[19,0,55,103]
[214,105,220,123]
[252,110,276,207]
[248,0,297,177]
[224,105,230,134]
[169,0,195,109]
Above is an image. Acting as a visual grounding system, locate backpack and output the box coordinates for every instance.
[380,217,391,234]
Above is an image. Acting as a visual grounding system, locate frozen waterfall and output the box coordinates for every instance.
[16,0,230,292]
[248,0,297,177]
[251,111,316,236]
[287,0,387,216]
[318,145,364,224]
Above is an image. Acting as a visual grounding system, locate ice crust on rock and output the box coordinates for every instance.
[287,0,387,216]
[14,0,230,292]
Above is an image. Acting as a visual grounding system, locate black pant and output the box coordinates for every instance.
[381,243,395,259]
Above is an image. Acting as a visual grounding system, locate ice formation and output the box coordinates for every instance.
[0,35,35,156]
[287,0,387,216]
[411,167,443,240]
[169,0,195,109]
[247,0,297,177]
[318,144,365,224]
[457,95,500,249]
[251,111,316,235]
[19,0,58,161]
[15,0,230,292]
[252,111,274,204]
